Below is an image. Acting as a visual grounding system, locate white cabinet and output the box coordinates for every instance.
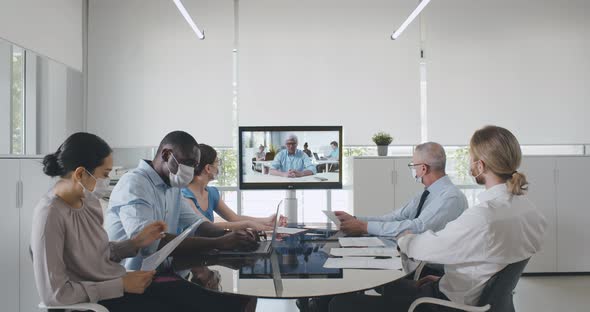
[20,159,54,312]
[0,157,54,312]
[519,157,557,273]
[0,159,21,312]
[556,157,590,272]
[352,157,422,217]
[352,157,395,216]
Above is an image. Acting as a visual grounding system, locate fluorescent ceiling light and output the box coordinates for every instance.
[172,0,205,40]
[391,0,431,40]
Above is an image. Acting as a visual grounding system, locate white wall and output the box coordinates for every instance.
[424,0,590,145]
[88,0,235,148]
[36,56,84,154]
[87,0,589,148]
[0,0,83,71]
[238,0,421,145]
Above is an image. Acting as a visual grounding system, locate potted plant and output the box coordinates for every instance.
[265,144,278,161]
[372,131,394,156]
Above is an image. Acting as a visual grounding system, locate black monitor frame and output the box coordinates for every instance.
[238,126,343,190]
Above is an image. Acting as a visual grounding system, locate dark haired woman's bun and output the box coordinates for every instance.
[43,153,64,177]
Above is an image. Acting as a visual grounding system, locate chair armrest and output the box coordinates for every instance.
[413,261,427,281]
[39,302,109,312]
[408,297,490,312]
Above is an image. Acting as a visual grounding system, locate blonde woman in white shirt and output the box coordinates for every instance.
[329,125,546,312]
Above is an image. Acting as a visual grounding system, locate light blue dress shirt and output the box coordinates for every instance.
[271,149,317,173]
[104,160,204,270]
[358,175,467,237]
[328,147,339,160]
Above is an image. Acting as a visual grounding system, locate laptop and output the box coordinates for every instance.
[215,200,283,256]
[313,152,320,160]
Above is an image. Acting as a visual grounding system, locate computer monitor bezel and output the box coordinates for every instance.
[238,126,343,190]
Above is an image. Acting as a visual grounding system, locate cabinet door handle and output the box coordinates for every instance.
[391,170,397,185]
[16,181,22,209]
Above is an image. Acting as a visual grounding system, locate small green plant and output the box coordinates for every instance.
[266,144,278,160]
[372,132,394,146]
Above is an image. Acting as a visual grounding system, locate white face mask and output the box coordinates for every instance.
[470,160,484,184]
[411,167,423,184]
[166,153,194,188]
[79,169,111,199]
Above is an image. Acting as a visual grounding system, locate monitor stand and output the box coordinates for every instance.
[284,190,298,226]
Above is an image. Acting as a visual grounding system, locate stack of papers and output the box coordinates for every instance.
[338,237,385,247]
[330,247,399,258]
[140,221,201,271]
[323,257,402,270]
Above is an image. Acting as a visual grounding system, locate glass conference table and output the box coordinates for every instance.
[172,226,406,299]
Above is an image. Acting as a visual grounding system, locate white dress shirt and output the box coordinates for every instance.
[398,183,546,305]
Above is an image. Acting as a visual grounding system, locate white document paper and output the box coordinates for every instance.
[322,210,341,228]
[276,227,308,235]
[338,237,385,247]
[140,221,201,271]
[323,257,402,270]
[330,247,399,258]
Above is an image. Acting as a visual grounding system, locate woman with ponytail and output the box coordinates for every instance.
[329,126,547,312]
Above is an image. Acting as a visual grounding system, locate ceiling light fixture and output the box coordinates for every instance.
[391,0,431,40]
[172,0,205,40]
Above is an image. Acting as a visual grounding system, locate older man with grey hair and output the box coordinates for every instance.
[335,142,467,237]
[270,133,316,178]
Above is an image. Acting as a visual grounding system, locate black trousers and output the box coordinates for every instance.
[329,280,460,312]
[98,278,249,312]
[303,266,445,312]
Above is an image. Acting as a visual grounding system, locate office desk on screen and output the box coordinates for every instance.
[243,172,339,183]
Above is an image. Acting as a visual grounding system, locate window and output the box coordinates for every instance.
[11,46,25,154]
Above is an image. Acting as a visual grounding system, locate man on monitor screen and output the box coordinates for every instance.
[269,134,317,178]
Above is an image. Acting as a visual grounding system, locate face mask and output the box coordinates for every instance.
[470,160,484,185]
[166,153,194,188]
[79,169,110,199]
[411,167,423,184]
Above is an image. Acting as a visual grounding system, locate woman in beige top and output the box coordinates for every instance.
[31,132,251,311]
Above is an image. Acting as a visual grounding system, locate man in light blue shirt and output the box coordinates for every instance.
[326,141,340,160]
[269,134,316,178]
[105,131,257,270]
[335,142,467,237]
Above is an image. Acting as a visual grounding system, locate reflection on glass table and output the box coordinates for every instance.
[172,230,405,299]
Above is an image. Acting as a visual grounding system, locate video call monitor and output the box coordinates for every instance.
[238,126,343,190]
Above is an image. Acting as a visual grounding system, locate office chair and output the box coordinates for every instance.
[29,246,110,312]
[408,258,530,312]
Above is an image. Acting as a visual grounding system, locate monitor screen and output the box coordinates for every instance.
[238,126,343,190]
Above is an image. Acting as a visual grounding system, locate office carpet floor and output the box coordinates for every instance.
[255,276,590,312]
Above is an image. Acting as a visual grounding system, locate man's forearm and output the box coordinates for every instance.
[195,221,225,237]
[269,168,283,176]
[159,233,223,257]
